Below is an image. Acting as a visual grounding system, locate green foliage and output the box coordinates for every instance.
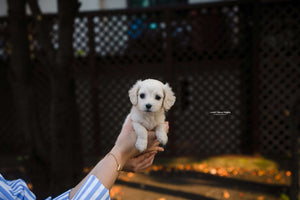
[77,50,87,57]
[280,193,289,200]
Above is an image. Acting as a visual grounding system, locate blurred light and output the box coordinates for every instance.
[132,24,138,30]
[150,22,157,29]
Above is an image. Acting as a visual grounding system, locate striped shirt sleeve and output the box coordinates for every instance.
[70,175,110,200]
[0,173,36,200]
[1,173,110,200]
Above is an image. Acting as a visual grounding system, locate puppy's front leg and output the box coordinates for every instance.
[155,123,168,145]
[132,122,148,152]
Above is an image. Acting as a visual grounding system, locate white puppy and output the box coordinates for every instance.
[124,79,176,152]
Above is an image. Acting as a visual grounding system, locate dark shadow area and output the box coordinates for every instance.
[149,171,290,195]
[116,179,217,200]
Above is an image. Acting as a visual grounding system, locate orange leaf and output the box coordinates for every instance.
[127,172,135,178]
[223,191,230,199]
[83,167,89,173]
[286,171,291,176]
[275,174,281,180]
[232,170,238,176]
[185,165,191,171]
[110,186,122,198]
[118,176,130,182]
[210,168,217,175]
[257,196,264,200]
[152,166,159,171]
[27,183,33,190]
[258,170,265,176]
[177,164,184,170]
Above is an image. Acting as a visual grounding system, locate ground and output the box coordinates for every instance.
[1,155,299,200]
[107,155,298,200]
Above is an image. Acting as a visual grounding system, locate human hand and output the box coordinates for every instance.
[121,121,169,172]
[112,118,169,168]
[122,152,156,172]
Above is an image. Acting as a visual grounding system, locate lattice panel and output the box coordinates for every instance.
[0,1,298,159]
[50,18,59,50]
[93,12,166,64]
[97,76,135,154]
[172,69,244,155]
[171,5,249,63]
[73,17,89,56]
[0,19,8,61]
[75,78,94,155]
[32,63,52,149]
[0,66,24,153]
[258,3,300,156]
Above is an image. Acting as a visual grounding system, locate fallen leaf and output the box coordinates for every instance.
[152,166,159,171]
[223,191,230,199]
[177,164,184,170]
[210,168,217,175]
[27,183,33,190]
[232,170,238,176]
[166,167,172,172]
[118,176,130,182]
[127,172,135,178]
[258,170,265,176]
[275,174,281,180]
[83,167,89,173]
[286,171,291,177]
[110,186,122,198]
[257,196,264,200]
[185,165,191,171]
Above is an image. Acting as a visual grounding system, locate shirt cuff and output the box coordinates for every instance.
[71,175,110,200]
[46,189,71,200]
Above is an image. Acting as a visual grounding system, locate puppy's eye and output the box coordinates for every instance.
[140,93,145,99]
[155,95,161,100]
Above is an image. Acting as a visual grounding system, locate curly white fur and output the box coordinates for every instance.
[124,79,176,152]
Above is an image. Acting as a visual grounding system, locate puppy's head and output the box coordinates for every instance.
[129,79,176,113]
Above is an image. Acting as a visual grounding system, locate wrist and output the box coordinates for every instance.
[110,145,130,169]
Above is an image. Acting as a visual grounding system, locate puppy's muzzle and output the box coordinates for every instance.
[145,104,152,112]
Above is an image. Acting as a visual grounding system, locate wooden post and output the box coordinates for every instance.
[87,15,101,155]
[290,95,299,200]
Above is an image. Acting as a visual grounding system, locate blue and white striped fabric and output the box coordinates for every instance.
[0,173,110,200]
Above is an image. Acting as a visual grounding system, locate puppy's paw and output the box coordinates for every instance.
[156,132,168,146]
[135,138,147,152]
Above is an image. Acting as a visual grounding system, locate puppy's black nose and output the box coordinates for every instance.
[146,104,152,109]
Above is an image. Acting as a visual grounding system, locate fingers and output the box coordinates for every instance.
[146,145,164,153]
[165,121,169,134]
[136,153,156,170]
[146,139,164,152]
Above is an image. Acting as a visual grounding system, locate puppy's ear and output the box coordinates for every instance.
[163,83,176,111]
[129,80,141,106]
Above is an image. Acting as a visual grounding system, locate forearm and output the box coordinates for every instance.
[69,146,129,199]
